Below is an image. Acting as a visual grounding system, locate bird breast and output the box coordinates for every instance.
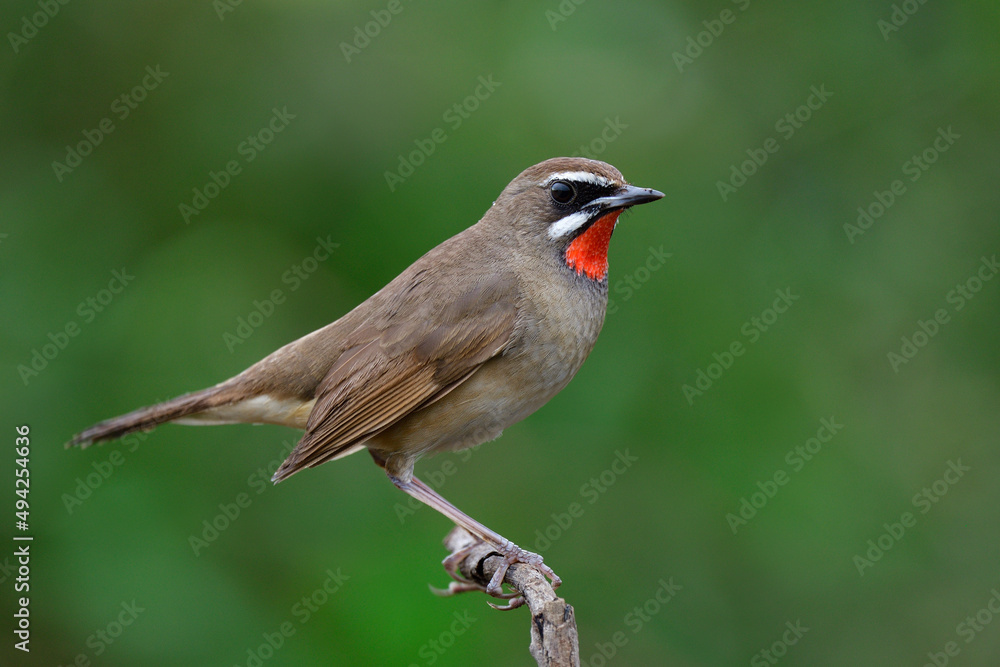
[367,265,609,465]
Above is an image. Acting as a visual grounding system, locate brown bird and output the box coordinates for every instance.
[69,157,663,605]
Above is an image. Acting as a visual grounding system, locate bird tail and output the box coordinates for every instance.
[67,384,240,448]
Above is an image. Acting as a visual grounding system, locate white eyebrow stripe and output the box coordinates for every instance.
[547,210,591,239]
[541,171,613,188]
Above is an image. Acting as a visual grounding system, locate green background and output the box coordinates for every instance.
[3,1,999,665]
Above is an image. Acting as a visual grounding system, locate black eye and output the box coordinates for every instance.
[549,181,576,205]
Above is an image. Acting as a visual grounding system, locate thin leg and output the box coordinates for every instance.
[389,473,561,598]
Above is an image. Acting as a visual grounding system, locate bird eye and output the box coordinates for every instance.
[549,181,576,205]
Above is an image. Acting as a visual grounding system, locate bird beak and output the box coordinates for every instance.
[590,184,665,211]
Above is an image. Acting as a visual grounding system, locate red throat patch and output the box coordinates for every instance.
[565,211,621,281]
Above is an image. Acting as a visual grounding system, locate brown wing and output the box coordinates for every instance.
[271,278,518,482]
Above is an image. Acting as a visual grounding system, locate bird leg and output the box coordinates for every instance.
[388,473,561,605]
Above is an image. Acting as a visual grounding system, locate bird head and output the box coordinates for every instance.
[489,157,664,281]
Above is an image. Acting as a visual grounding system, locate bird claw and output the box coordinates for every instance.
[487,595,527,611]
[429,581,488,597]
[442,543,480,586]
[489,539,562,593]
[439,534,560,610]
[439,546,520,600]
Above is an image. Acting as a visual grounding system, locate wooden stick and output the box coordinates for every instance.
[443,527,580,667]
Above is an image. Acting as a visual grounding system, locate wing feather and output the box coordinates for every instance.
[272,280,517,481]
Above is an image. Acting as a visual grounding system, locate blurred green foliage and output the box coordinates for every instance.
[2,1,999,665]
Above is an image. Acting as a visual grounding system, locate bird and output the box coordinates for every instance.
[69,157,663,606]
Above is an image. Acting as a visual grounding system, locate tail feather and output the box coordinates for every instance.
[68,385,238,448]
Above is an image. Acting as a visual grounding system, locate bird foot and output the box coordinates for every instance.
[438,530,561,610]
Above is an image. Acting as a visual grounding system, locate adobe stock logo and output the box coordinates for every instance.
[532,449,638,553]
[878,0,933,40]
[923,586,1000,667]
[406,610,478,667]
[572,117,628,161]
[853,459,970,576]
[681,288,799,405]
[581,577,682,666]
[222,236,339,353]
[62,426,152,514]
[751,620,809,667]
[726,417,844,534]
[188,439,296,555]
[8,0,73,54]
[51,66,169,182]
[716,85,832,201]
[672,0,754,73]
[844,127,959,244]
[16,268,135,386]
[60,600,145,664]
[545,0,590,31]
[179,106,296,224]
[340,0,413,63]
[384,75,501,191]
[887,253,997,373]
[213,0,245,21]
[233,567,349,667]
[606,245,671,315]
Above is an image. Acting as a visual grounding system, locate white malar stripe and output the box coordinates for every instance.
[547,210,592,239]
[541,171,613,188]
